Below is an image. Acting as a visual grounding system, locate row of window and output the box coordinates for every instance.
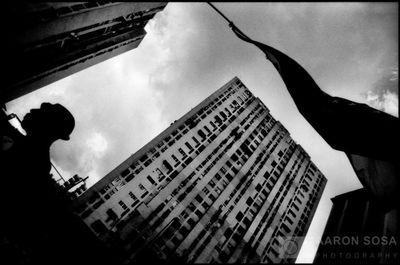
[219,130,320,262]
[88,82,324,262]
[120,85,252,184]
[138,92,258,205]
[99,90,257,227]
[148,134,238,232]
[176,118,282,262]
[248,143,305,257]
[127,121,245,240]
[147,134,244,259]
[125,95,269,260]
[182,154,251,261]
[260,160,317,258]
[215,130,286,262]
[79,87,254,218]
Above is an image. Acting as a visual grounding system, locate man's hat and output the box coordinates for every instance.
[42,103,75,140]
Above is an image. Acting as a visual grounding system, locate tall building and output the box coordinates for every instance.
[72,77,327,263]
[2,2,167,102]
[314,188,399,264]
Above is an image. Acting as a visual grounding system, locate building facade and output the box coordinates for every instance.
[3,2,167,102]
[314,188,399,264]
[73,77,327,263]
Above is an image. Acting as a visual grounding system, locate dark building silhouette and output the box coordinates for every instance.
[72,77,327,263]
[2,2,167,103]
[314,188,399,264]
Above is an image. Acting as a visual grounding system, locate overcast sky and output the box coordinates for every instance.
[6,2,398,262]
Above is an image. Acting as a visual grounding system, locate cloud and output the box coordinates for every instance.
[5,0,395,204]
[363,67,398,117]
[86,131,108,157]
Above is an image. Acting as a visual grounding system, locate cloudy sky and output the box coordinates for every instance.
[6,2,398,262]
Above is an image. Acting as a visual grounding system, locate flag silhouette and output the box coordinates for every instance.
[229,23,398,161]
[228,23,399,205]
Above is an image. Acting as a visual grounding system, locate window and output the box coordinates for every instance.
[195,209,203,218]
[237,225,245,235]
[185,142,194,152]
[224,228,233,239]
[281,223,291,233]
[172,154,180,164]
[161,209,172,219]
[214,115,222,125]
[198,129,206,140]
[209,194,216,201]
[178,148,187,157]
[246,197,254,206]
[162,160,173,173]
[187,218,195,227]
[125,173,134,182]
[129,192,138,201]
[119,200,128,210]
[210,121,217,130]
[147,175,156,185]
[204,125,212,135]
[292,203,300,211]
[192,136,200,146]
[285,216,294,225]
[220,111,227,120]
[243,217,251,227]
[195,194,202,203]
[144,159,152,167]
[236,211,244,221]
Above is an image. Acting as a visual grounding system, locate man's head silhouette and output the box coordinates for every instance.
[21,103,75,143]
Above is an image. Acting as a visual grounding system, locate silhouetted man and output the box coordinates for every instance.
[1,102,117,265]
[3,102,74,172]
[1,103,77,264]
